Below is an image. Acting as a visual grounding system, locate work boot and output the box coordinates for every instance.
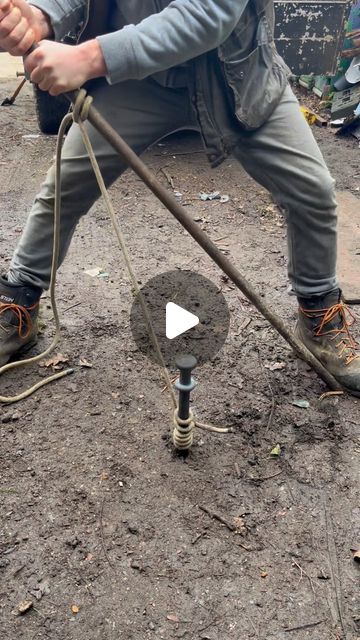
[0,276,41,367]
[295,288,360,396]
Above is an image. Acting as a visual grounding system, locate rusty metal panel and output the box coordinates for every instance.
[274,1,351,75]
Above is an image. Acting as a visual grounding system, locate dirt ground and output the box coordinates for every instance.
[0,79,359,640]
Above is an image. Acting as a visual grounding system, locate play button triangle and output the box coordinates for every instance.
[166,302,199,340]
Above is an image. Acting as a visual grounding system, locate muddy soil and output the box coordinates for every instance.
[0,80,359,640]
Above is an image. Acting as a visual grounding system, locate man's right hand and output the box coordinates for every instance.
[0,0,47,55]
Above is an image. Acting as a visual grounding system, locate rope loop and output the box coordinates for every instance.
[72,89,93,123]
[173,408,195,450]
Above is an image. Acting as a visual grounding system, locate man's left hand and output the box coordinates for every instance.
[24,39,107,95]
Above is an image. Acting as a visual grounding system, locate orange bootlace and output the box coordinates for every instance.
[0,302,38,340]
[300,302,359,366]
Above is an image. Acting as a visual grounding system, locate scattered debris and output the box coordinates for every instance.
[40,353,69,370]
[300,105,327,127]
[30,579,50,601]
[17,599,33,615]
[79,357,93,368]
[300,105,317,125]
[167,614,179,623]
[330,118,346,127]
[84,267,109,278]
[199,505,236,532]
[351,547,360,563]
[260,570,268,578]
[233,516,246,534]
[264,361,286,371]
[71,604,80,614]
[270,444,281,457]
[292,399,310,409]
[160,167,174,188]
[199,191,229,202]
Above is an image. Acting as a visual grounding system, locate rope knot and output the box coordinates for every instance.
[72,89,93,123]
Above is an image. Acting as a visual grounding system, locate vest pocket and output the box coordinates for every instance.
[220,16,288,130]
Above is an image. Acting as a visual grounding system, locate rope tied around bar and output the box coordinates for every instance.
[71,89,93,124]
[0,89,232,445]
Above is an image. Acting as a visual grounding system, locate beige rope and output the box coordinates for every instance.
[0,89,231,442]
[0,113,75,404]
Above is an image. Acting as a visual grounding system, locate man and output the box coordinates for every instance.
[0,0,359,394]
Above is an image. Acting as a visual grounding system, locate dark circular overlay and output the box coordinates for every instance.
[130,270,230,367]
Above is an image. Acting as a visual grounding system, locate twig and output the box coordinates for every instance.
[197,616,220,633]
[257,351,276,433]
[234,462,241,478]
[247,614,260,637]
[49,301,81,321]
[191,532,205,545]
[199,505,236,532]
[99,498,115,570]
[292,559,316,596]
[160,167,174,188]
[250,470,283,483]
[235,317,251,336]
[154,150,203,157]
[284,619,324,633]
[323,495,348,639]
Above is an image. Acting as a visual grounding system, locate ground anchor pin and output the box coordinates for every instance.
[173,354,197,451]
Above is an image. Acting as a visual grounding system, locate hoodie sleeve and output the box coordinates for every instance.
[97,0,250,85]
[29,0,87,42]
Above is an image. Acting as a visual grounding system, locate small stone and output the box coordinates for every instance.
[17,600,33,615]
[128,525,139,534]
[148,622,155,630]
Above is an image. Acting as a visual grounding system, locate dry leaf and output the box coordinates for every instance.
[100,470,109,481]
[167,614,179,623]
[79,357,93,368]
[260,571,268,578]
[18,600,33,615]
[40,353,69,369]
[85,553,94,562]
[71,605,80,614]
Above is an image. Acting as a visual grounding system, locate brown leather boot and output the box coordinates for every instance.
[295,289,360,397]
[0,276,41,367]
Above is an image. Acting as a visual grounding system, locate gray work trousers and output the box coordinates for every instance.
[8,78,337,298]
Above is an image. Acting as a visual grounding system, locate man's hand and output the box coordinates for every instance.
[0,0,50,55]
[24,40,107,95]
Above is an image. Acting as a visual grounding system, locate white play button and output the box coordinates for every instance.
[166,302,199,340]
